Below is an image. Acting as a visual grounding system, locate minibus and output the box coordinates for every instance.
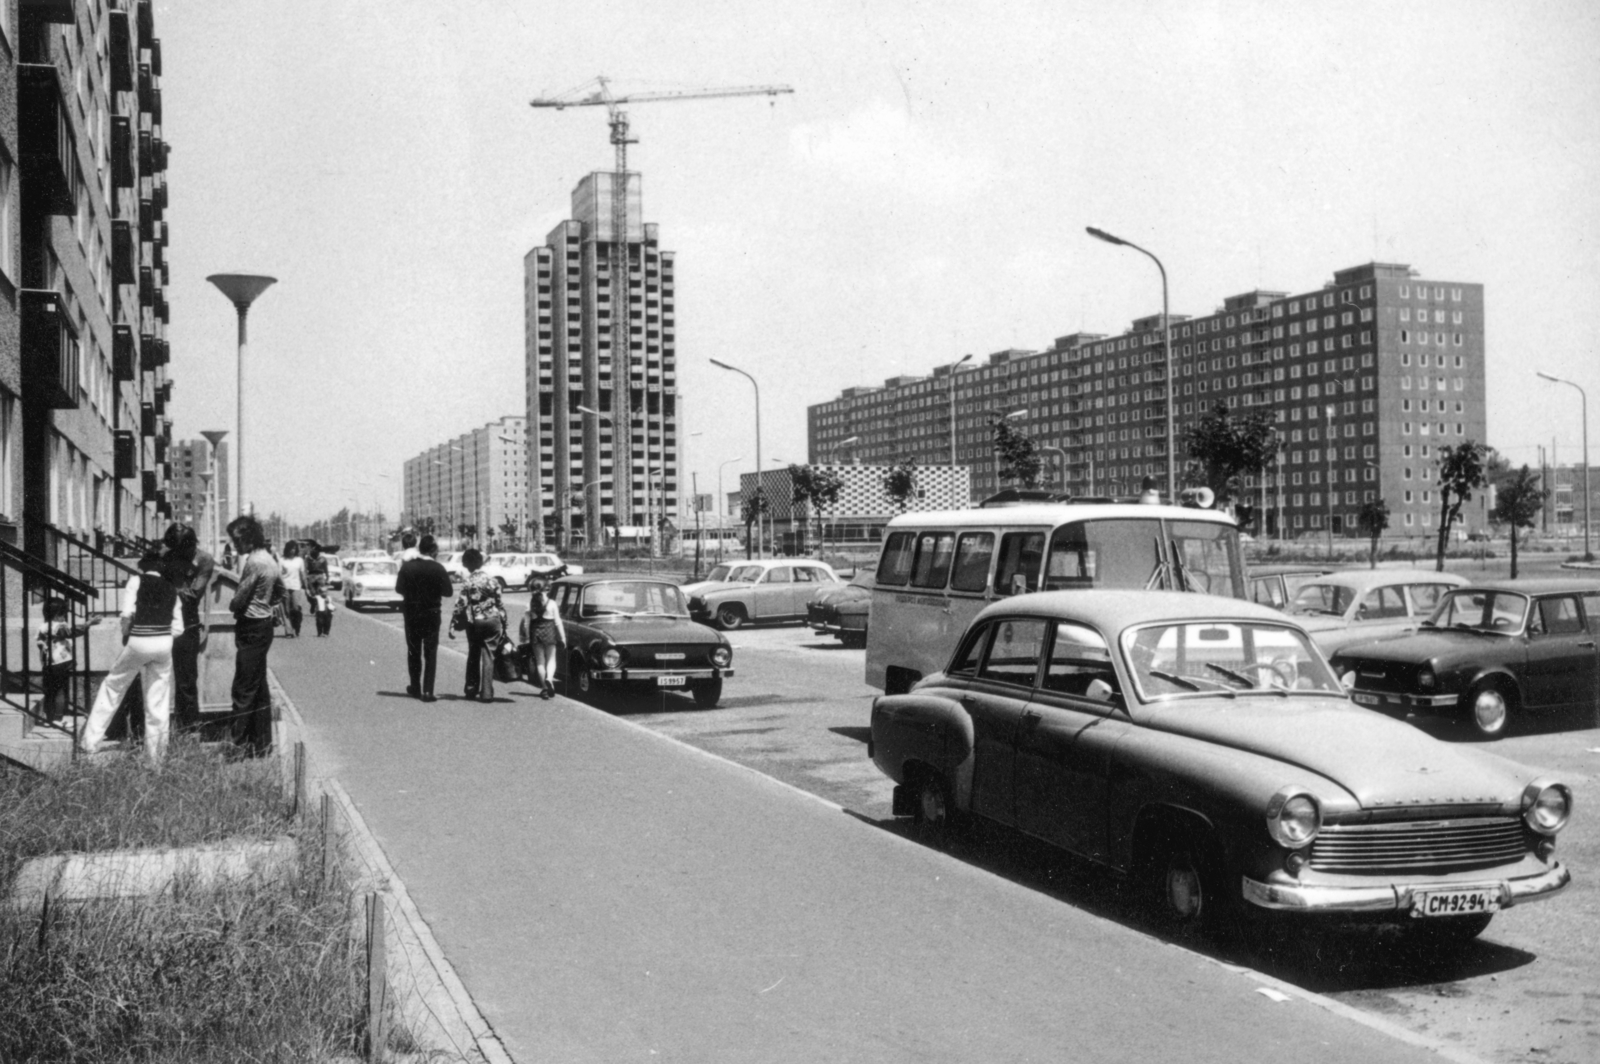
[865,502,1245,693]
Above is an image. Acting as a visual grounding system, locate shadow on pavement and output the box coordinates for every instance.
[839,808,1538,993]
[1391,703,1596,741]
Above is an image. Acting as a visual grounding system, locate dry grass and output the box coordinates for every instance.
[0,738,369,1062]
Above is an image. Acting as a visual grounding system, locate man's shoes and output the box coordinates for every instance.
[420,694,436,703]
[406,685,420,698]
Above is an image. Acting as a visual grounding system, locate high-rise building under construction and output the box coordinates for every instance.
[524,172,678,549]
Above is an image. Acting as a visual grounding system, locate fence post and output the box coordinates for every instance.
[289,741,306,819]
[366,891,390,1062]
[320,791,334,891]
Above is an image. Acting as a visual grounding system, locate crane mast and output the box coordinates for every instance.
[530,77,793,545]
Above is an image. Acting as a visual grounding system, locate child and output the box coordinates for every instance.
[35,599,99,723]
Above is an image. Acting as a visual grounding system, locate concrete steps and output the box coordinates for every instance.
[0,703,75,771]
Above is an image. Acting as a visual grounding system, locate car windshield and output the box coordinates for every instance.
[704,565,732,582]
[726,565,762,583]
[1288,582,1355,618]
[579,582,690,618]
[1122,620,1342,699]
[353,561,397,577]
[1428,589,1528,632]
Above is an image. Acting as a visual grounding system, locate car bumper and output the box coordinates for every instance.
[1348,689,1458,710]
[1242,861,1571,914]
[809,619,865,635]
[594,667,733,682]
[349,589,402,604]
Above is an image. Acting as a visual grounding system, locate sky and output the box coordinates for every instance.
[157,0,1600,524]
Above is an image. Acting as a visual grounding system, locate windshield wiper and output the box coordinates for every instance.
[1146,669,1201,692]
[1205,662,1257,688]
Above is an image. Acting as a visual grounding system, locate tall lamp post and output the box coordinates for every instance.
[200,429,229,555]
[1324,404,1336,559]
[1537,371,1592,560]
[1086,227,1174,502]
[949,352,974,468]
[710,359,763,557]
[206,274,276,516]
[575,405,620,552]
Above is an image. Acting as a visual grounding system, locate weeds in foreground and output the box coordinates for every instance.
[0,738,370,1062]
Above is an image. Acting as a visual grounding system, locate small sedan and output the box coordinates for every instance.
[550,573,734,708]
[482,552,582,589]
[1284,568,1467,654]
[343,559,402,610]
[807,566,874,647]
[870,590,1572,943]
[438,552,469,583]
[685,559,841,629]
[1331,579,1600,738]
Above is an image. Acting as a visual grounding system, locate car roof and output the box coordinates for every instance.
[1455,578,1600,596]
[887,502,1237,530]
[1250,564,1336,577]
[1294,568,1467,591]
[554,571,679,587]
[973,589,1292,634]
[725,558,832,569]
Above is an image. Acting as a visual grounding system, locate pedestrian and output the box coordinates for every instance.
[395,530,421,563]
[79,551,183,764]
[227,514,284,757]
[161,522,214,733]
[279,540,306,637]
[448,548,505,703]
[304,540,335,636]
[35,599,100,724]
[396,534,454,701]
[521,579,565,699]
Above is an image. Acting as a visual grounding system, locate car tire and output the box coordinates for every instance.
[572,658,596,701]
[1465,681,1513,740]
[715,605,745,630]
[912,771,960,849]
[692,679,722,708]
[1146,833,1235,943]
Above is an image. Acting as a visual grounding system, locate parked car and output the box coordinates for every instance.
[322,555,343,591]
[1248,565,1335,610]
[343,558,402,610]
[438,551,469,583]
[869,590,1573,943]
[807,566,874,647]
[548,573,734,708]
[482,551,582,590]
[1283,568,1468,654]
[1330,579,1600,738]
[686,559,841,629]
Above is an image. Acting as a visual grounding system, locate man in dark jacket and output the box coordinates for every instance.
[395,534,455,701]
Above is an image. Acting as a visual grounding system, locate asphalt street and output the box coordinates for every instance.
[271,603,1457,1064]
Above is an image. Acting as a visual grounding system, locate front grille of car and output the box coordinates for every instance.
[1338,662,1422,695]
[620,644,715,668]
[1310,817,1526,874]
[807,603,833,624]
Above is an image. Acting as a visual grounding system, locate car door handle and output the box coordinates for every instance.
[1580,640,1597,649]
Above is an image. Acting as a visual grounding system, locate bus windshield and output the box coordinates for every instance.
[1044,518,1243,597]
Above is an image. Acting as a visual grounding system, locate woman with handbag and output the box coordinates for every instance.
[449,548,506,703]
[522,579,566,699]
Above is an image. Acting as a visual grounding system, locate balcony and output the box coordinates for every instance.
[155,293,169,324]
[154,435,167,462]
[151,39,163,77]
[151,238,164,272]
[18,65,77,217]
[141,471,157,502]
[139,331,156,371]
[137,0,153,47]
[138,131,153,175]
[150,88,163,125]
[114,431,137,479]
[113,326,136,381]
[141,404,156,438]
[112,220,137,283]
[111,117,134,187]
[139,267,154,306]
[109,10,134,91]
[21,290,80,409]
[21,0,76,23]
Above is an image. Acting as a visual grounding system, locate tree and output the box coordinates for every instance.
[1433,441,1492,571]
[990,416,1042,487]
[1357,498,1390,569]
[1185,400,1278,507]
[498,518,519,550]
[1490,465,1548,579]
[883,458,919,513]
[457,522,478,545]
[789,464,844,554]
[739,493,769,559]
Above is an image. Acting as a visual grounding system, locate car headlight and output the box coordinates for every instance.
[1266,787,1322,848]
[601,647,622,670]
[712,646,732,668]
[1522,779,1572,836]
[1339,670,1356,692]
[1417,664,1437,690]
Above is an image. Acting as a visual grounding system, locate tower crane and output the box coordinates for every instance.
[530,76,792,542]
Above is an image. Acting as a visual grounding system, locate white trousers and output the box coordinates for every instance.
[80,635,174,764]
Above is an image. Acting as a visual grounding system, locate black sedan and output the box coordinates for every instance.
[546,573,734,708]
[806,566,874,647]
[1330,578,1600,738]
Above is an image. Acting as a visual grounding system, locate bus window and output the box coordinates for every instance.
[910,532,956,588]
[950,532,995,592]
[994,531,1045,596]
[1168,519,1244,598]
[878,531,915,586]
[1047,520,1164,591]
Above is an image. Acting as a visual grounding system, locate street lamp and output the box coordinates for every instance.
[1325,404,1336,559]
[206,274,277,516]
[949,352,974,468]
[575,405,619,552]
[710,359,763,557]
[1537,371,1592,561]
[1086,227,1174,503]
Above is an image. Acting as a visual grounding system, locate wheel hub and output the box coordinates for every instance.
[1473,689,1507,734]
[1167,864,1203,918]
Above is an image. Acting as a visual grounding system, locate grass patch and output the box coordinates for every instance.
[0,737,371,1062]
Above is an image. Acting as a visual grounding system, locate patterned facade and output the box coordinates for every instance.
[523,171,678,550]
[809,262,1487,537]
[737,463,972,545]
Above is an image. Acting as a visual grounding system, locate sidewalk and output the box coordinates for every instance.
[271,609,1475,1064]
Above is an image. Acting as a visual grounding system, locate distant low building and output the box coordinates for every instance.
[735,463,972,554]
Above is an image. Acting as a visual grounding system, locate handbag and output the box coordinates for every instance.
[493,644,517,683]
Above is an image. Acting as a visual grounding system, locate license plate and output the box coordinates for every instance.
[1351,692,1381,705]
[1412,887,1500,919]
[656,675,687,687]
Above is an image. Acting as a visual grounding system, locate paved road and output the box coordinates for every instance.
[273,607,1450,1064]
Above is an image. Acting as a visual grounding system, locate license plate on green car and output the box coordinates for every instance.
[656,675,686,687]
[1412,887,1499,918]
